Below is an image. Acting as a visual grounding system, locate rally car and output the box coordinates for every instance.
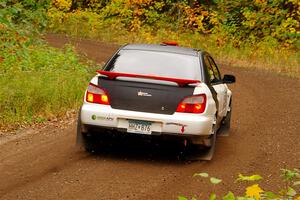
[77,42,235,160]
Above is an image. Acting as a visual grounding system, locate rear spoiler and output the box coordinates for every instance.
[96,70,200,87]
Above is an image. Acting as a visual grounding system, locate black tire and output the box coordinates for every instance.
[76,109,97,153]
[82,133,97,153]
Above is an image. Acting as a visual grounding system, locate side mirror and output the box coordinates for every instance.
[223,74,236,84]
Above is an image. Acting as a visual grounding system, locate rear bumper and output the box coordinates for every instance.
[80,102,214,137]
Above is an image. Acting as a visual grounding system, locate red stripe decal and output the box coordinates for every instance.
[162,41,179,46]
[97,70,200,86]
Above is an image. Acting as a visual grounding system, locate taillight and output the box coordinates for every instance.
[176,94,206,113]
[85,83,110,105]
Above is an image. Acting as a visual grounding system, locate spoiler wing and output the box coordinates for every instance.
[96,70,200,87]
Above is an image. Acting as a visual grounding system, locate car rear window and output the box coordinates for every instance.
[105,50,201,80]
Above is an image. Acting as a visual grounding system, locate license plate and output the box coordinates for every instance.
[127,120,152,135]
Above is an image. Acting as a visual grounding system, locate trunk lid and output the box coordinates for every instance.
[98,78,195,115]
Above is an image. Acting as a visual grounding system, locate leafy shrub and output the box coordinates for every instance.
[46,8,300,77]
[178,169,300,200]
[51,0,72,11]
[47,8,104,37]
[0,0,96,129]
[46,0,300,77]
[179,2,219,34]
[0,44,95,127]
[54,0,300,50]
[216,0,300,49]
[0,0,50,32]
[0,21,96,128]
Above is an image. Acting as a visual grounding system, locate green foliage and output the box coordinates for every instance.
[46,0,300,77]
[178,196,189,200]
[47,8,104,37]
[0,41,95,128]
[210,177,222,185]
[194,172,209,178]
[236,174,263,182]
[193,172,222,185]
[223,191,235,200]
[179,169,300,200]
[281,169,300,181]
[0,0,50,32]
[47,0,300,50]
[179,2,219,33]
[209,193,217,200]
[0,0,95,129]
[87,0,171,31]
[215,0,300,48]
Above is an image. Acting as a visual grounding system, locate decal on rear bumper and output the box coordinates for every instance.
[165,122,187,133]
[91,114,114,121]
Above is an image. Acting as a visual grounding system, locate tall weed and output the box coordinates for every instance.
[0,43,96,128]
[0,0,96,129]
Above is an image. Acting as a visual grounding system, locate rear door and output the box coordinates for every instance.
[203,55,228,118]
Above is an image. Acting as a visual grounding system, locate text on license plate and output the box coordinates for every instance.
[127,120,152,135]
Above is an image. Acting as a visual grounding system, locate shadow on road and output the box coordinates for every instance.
[78,133,209,164]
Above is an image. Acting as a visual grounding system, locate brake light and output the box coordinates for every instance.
[85,83,110,105]
[176,94,206,113]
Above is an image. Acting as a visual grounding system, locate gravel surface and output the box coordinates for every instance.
[0,34,299,200]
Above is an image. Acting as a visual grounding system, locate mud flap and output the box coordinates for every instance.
[218,126,230,137]
[183,133,217,161]
[76,108,84,147]
[218,128,230,136]
[217,106,231,137]
[187,134,216,161]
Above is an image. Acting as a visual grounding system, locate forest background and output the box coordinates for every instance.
[0,0,299,127]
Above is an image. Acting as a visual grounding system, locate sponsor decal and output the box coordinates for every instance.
[137,90,152,97]
[91,115,114,121]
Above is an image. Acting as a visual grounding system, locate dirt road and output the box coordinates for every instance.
[0,34,299,200]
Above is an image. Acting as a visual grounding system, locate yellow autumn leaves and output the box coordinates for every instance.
[52,0,72,11]
[245,184,264,200]
[127,0,152,6]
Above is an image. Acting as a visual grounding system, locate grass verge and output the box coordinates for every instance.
[0,26,97,130]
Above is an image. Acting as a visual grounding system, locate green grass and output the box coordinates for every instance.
[0,42,97,129]
[0,1,100,130]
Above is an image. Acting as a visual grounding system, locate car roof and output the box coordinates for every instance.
[122,44,201,56]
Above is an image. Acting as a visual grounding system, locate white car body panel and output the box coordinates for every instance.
[79,45,234,146]
[81,103,214,136]
[213,83,228,118]
[80,79,224,136]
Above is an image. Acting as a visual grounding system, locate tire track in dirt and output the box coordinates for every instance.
[0,34,299,200]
